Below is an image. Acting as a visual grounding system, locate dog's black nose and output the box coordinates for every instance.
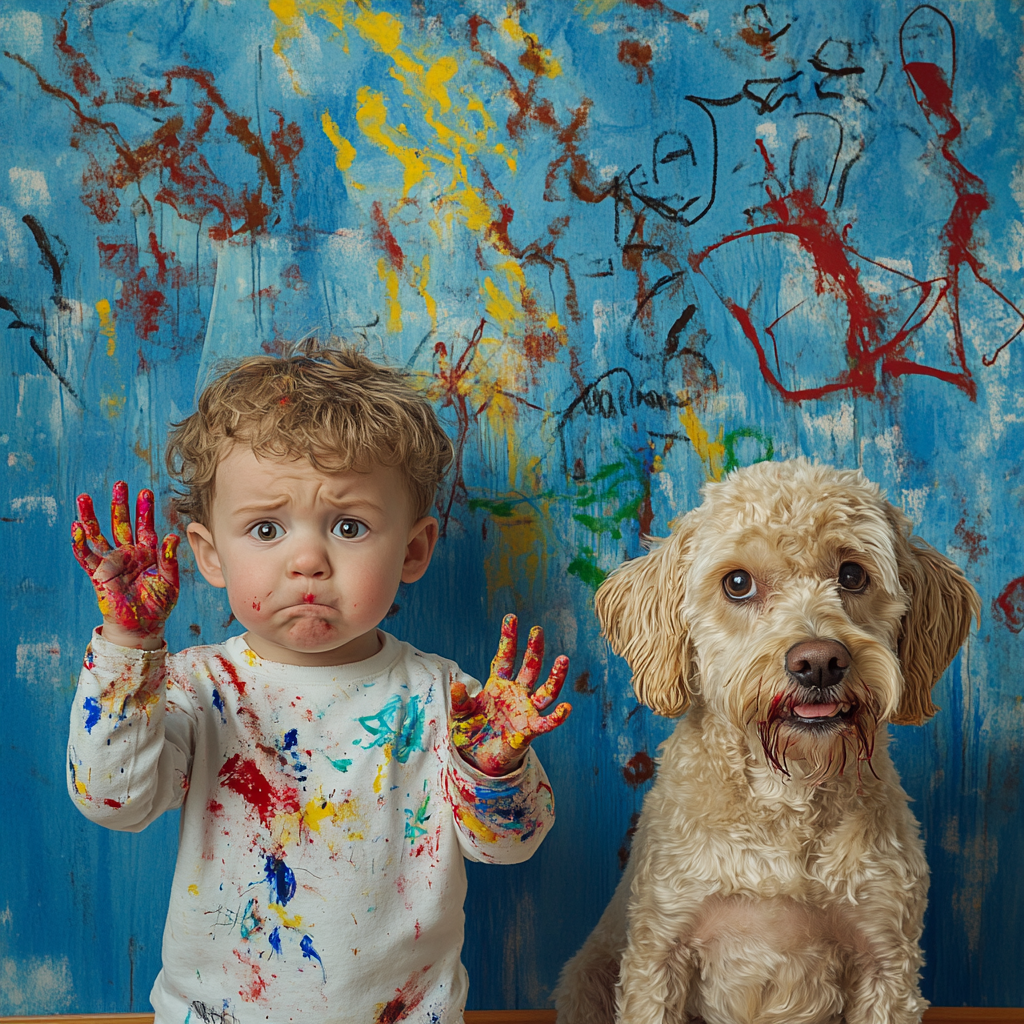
[785,639,851,689]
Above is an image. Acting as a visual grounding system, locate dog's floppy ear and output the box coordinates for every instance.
[887,506,981,726]
[594,514,699,717]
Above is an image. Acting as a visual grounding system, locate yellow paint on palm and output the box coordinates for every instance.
[680,404,726,481]
[96,299,116,356]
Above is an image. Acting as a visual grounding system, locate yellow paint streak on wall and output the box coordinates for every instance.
[680,404,726,481]
[576,0,621,16]
[378,258,403,332]
[501,15,562,77]
[483,277,522,331]
[353,8,403,55]
[101,391,126,419]
[423,55,458,112]
[356,86,432,195]
[411,255,437,327]
[96,299,116,356]
[267,0,308,94]
[321,110,357,172]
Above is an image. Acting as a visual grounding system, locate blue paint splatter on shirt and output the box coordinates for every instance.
[268,926,282,956]
[300,933,326,982]
[83,696,101,733]
[264,855,296,905]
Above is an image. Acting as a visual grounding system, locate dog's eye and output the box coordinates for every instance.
[722,570,757,600]
[838,562,869,592]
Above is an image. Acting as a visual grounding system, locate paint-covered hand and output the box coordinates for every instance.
[450,614,571,777]
[71,481,180,646]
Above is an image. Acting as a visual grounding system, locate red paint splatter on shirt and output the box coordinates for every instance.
[215,655,247,696]
[374,965,432,1023]
[218,755,299,829]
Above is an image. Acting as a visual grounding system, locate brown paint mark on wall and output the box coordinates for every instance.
[622,751,655,787]
[574,670,595,694]
[617,810,641,869]
[993,575,1024,633]
[955,516,988,565]
[618,40,653,84]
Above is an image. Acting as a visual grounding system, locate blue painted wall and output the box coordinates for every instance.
[1,0,1022,1011]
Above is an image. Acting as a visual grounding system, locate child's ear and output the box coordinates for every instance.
[401,516,438,583]
[186,522,226,589]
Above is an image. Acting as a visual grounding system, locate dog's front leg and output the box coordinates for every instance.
[615,892,702,1024]
[841,884,929,1024]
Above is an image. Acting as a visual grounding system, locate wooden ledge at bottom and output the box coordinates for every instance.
[1,1011,1022,1023]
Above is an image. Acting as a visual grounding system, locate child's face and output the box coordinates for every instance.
[185,447,437,666]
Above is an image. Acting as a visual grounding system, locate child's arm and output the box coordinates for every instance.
[446,614,571,863]
[67,482,191,830]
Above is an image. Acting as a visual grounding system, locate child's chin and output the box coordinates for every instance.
[285,618,341,648]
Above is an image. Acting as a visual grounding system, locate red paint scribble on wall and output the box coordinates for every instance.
[371,201,404,271]
[96,236,171,341]
[8,35,303,241]
[622,751,655,787]
[218,754,299,829]
[374,965,432,1024]
[690,138,981,402]
[993,577,1024,634]
[618,40,653,84]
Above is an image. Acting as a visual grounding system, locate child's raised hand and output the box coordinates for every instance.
[71,481,180,644]
[450,613,571,777]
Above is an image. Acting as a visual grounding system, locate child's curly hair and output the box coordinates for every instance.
[166,341,453,526]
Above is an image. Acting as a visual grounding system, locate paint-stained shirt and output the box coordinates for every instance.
[66,628,556,1024]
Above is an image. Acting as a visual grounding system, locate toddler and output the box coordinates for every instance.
[67,345,571,1023]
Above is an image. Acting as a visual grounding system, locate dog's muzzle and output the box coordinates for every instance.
[784,639,855,725]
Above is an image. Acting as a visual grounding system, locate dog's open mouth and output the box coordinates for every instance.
[790,700,856,724]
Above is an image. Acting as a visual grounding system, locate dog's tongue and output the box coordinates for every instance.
[794,702,839,719]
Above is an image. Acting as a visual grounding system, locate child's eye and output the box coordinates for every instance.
[250,522,283,542]
[332,519,367,540]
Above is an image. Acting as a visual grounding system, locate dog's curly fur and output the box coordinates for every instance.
[554,460,980,1024]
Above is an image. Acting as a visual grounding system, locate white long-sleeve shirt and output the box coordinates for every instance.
[67,628,555,1024]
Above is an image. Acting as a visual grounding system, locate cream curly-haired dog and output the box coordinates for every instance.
[555,459,979,1024]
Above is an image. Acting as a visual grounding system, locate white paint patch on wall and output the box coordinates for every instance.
[864,424,904,483]
[10,496,58,527]
[0,10,43,55]
[0,206,27,266]
[15,639,62,686]
[0,955,75,1012]
[899,486,931,525]
[801,403,856,448]
[7,168,51,210]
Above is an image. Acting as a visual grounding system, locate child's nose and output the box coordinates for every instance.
[287,541,331,578]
